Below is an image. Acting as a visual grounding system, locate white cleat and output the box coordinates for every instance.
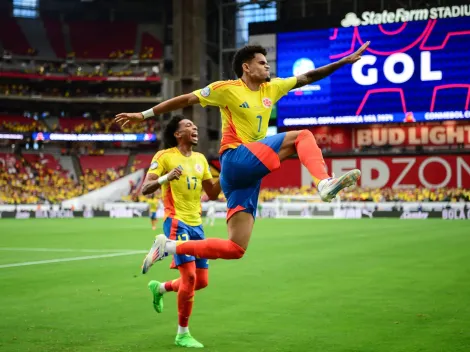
[319,169,361,202]
[142,234,167,274]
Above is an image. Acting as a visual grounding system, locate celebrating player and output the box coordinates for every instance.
[146,194,160,230]
[141,115,220,348]
[115,42,369,269]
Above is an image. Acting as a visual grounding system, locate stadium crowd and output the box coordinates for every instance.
[1,54,161,78]
[122,186,470,205]
[258,186,470,203]
[0,84,159,99]
[1,152,468,205]
[0,118,47,133]
[0,153,125,204]
[53,117,157,134]
[0,114,157,134]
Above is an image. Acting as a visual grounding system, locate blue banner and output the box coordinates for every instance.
[277,17,470,126]
[32,133,156,142]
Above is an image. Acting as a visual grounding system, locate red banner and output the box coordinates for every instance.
[308,126,353,151]
[354,124,470,148]
[0,72,161,82]
[261,159,302,189]
[324,155,470,189]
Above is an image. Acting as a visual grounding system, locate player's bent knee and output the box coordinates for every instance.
[195,277,208,290]
[295,129,318,146]
[182,272,196,286]
[298,129,313,139]
[229,240,246,259]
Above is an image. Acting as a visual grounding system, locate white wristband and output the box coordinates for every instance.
[157,174,169,185]
[141,108,155,119]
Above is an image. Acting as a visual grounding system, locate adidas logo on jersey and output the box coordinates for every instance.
[239,102,249,108]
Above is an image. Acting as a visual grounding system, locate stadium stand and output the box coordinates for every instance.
[0,16,163,60]
[257,187,470,203]
[79,154,129,172]
[140,32,163,59]
[0,112,156,134]
[131,154,153,173]
[43,19,67,58]
[81,167,124,193]
[0,17,32,55]
[58,117,93,133]
[16,18,56,58]
[22,153,63,174]
[0,114,46,133]
[0,152,130,204]
[0,152,80,204]
[68,21,137,59]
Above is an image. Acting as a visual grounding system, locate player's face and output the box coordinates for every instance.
[244,53,271,83]
[176,119,198,146]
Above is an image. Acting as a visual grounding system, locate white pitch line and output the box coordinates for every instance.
[0,247,145,253]
[0,251,146,269]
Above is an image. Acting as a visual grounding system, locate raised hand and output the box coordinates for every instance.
[114,112,145,128]
[344,41,370,64]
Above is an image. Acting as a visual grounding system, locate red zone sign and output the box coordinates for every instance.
[324,155,470,188]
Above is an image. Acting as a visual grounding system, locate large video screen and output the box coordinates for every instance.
[277,17,470,126]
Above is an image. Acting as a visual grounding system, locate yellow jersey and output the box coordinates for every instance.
[193,77,297,154]
[147,198,159,212]
[147,147,212,226]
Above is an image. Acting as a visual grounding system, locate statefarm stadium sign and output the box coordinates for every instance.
[341,4,470,27]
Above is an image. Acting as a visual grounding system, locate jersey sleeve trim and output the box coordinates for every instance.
[278,76,298,95]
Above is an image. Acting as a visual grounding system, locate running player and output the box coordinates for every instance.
[115,42,369,269]
[141,115,220,348]
[146,194,159,230]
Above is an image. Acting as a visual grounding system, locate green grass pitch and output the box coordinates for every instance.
[1,218,470,352]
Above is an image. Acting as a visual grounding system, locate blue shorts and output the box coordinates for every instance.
[149,212,157,220]
[163,217,209,269]
[220,133,286,221]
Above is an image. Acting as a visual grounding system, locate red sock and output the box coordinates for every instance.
[176,238,245,260]
[295,129,330,186]
[164,280,177,292]
[177,263,196,328]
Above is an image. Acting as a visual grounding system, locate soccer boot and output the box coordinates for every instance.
[148,280,164,313]
[175,333,204,348]
[142,234,167,274]
[319,169,361,202]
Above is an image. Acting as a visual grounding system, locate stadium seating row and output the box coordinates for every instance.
[0,85,159,98]
[0,153,127,204]
[257,186,470,203]
[0,17,163,59]
[0,115,156,134]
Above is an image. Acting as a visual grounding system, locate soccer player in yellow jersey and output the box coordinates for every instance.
[140,115,221,348]
[146,194,160,230]
[116,43,369,271]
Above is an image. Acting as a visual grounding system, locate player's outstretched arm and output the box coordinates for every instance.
[202,178,221,200]
[293,41,370,89]
[115,93,200,127]
[141,167,182,195]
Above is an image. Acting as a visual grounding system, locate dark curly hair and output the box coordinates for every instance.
[163,114,185,148]
[232,45,267,78]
